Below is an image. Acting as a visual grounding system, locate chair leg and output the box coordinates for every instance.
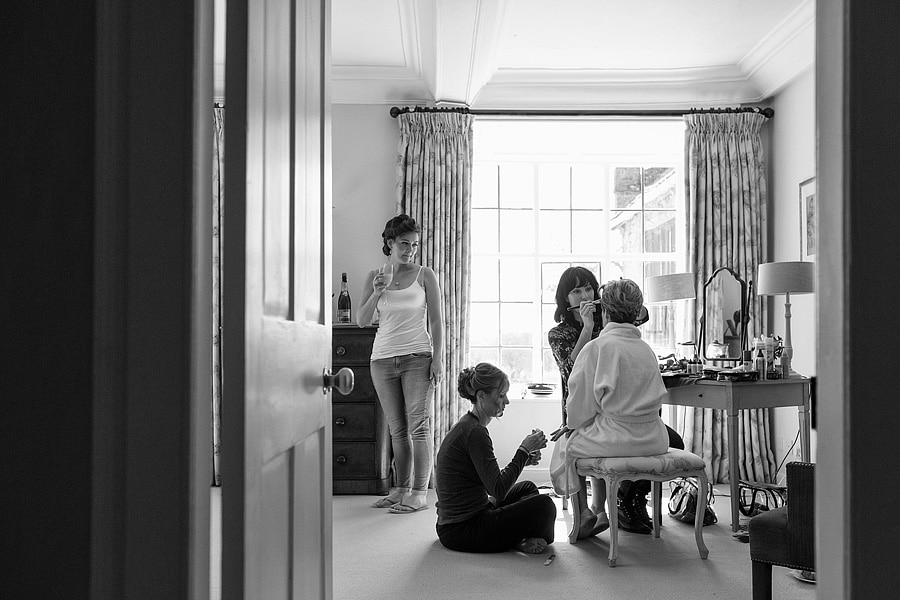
[606,476,619,567]
[693,472,710,559]
[752,560,774,600]
[651,480,661,538]
[567,490,581,543]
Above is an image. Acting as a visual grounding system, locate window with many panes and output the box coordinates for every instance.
[469,119,687,392]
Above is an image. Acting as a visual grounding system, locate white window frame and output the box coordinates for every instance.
[469,118,688,393]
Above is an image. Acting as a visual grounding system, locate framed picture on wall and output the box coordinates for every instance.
[799,176,816,260]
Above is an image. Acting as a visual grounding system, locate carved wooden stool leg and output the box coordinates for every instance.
[694,472,710,559]
[606,475,620,567]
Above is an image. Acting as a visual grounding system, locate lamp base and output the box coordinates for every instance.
[780,355,800,379]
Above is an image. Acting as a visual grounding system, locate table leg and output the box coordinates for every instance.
[798,405,811,462]
[727,409,740,532]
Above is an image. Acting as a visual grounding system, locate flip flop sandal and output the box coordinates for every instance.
[387,502,428,514]
[371,497,399,509]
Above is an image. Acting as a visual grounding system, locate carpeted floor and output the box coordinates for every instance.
[333,484,816,600]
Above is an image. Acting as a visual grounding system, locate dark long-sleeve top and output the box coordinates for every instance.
[434,412,529,525]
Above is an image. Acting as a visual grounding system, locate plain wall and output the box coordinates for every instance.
[331,104,400,322]
[768,66,818,471]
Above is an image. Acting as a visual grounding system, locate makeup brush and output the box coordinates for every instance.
[566,302,650,327]
[566,299,603,312]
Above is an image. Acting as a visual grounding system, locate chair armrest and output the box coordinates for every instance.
[787,461,815,567]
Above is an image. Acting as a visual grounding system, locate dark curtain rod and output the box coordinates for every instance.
[389,105,774,119]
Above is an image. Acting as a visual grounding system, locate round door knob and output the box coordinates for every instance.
[323,367,354,395]
[336,455,347,465]
[334,417,346,427]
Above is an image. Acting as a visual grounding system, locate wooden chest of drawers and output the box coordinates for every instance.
[332,325,391,495]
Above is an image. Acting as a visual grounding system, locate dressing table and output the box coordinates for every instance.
[663,266,811,531]
[664,375,811,531]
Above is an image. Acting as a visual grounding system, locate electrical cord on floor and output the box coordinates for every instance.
[773,430,801,485]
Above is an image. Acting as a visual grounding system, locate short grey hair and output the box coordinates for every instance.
[601,279,644,324]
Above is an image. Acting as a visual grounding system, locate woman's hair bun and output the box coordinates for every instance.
[457,363,507,404]
[457,366,478,401]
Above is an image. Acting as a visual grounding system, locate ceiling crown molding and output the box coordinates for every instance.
[739,0,815,98]
[329,0,815,108]
[331,0,434,105]
[472,66,765,110]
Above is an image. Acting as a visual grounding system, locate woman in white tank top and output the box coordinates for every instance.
[357,215,444,513]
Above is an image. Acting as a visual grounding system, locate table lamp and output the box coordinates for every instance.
[756,261,814,377]
[646,273,696,358]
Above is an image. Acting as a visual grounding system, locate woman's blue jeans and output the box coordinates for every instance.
[370,352,434,491]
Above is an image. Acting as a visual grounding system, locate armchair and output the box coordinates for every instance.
[748,461,815,600]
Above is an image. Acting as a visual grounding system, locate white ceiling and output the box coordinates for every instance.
[330,0,815,109]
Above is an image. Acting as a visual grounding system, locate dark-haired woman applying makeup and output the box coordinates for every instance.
[434,363,556,554]
[549,268,684,536]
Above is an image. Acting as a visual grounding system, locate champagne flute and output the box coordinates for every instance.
[377,263,393,306]
[381,262,394,287]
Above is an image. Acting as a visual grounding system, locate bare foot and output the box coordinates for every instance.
[516,537,548,554]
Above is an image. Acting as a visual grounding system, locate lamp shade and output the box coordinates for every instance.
[756,261,815,295]
[645,273,696,303]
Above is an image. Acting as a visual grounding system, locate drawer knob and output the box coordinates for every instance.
[323,367,354,395]
[336,346,346,356]
[336,455,347,465]
[334,417,346,427]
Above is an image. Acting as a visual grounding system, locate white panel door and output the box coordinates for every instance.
[222,0,333,598]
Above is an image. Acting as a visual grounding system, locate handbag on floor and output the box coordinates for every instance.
[668,476,717,526]
[738,479,787,517]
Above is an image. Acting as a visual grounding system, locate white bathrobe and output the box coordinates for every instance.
[549,323,669,496]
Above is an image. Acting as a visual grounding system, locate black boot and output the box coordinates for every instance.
[617,495,651,535]
[632,494,653,529]
[631,480,653,528]
[617,480,632,504]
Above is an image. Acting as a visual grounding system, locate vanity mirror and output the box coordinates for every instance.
[698,267,750,363]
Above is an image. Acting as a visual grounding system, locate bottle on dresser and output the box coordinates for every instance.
[338,272,351,324]
[754,348,766,377]
[764,335,776,379]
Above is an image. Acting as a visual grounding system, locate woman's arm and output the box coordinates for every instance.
[570,322,594,365]
[355,268,381,327]
[468,426,528,501]
[423,267,444,381]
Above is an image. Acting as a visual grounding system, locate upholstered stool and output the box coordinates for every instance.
[567,448,710,567]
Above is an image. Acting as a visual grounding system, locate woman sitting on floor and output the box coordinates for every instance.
[549,278,670,540]
[435,363,556,554]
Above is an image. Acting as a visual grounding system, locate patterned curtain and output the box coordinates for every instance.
[678,111,777,484]
[211,104,224,486]
[395,110,474,459]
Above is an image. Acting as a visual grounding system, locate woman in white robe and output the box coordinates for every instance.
[549,278,668,538]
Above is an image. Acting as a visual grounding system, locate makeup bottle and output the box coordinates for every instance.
[754,349,766,377]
